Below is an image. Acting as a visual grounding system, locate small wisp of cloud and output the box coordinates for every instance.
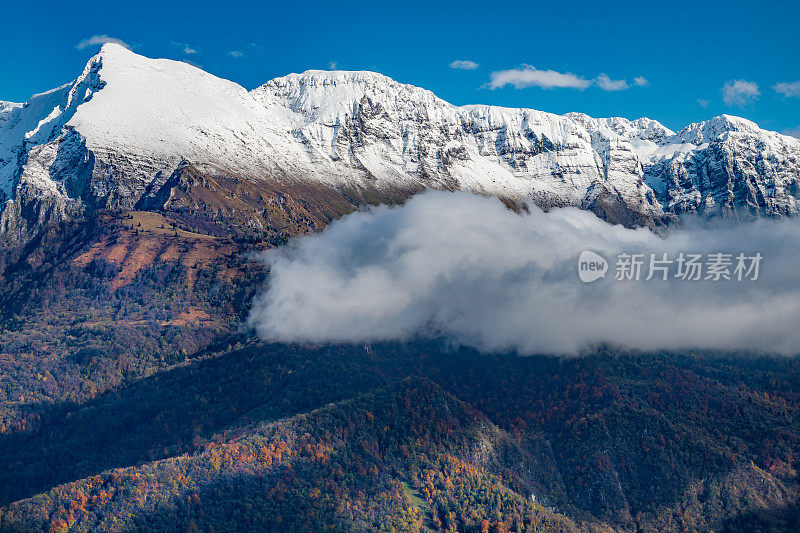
[227,43,263,59]
[722,79,760,107]
[595,73,628,91]
[774,81,800,98]
[450,60,479,70]
[634,76,649,87]
[697,99,710,108]
[76,35,130,50]
[171,41,198,55]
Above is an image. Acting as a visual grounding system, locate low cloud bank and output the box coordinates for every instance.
[249,192,800,355]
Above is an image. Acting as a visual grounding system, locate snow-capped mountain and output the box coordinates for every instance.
[2,43,799,243]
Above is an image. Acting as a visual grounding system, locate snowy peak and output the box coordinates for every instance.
[71,43,263,161]
[253,69,450,128]
[674,114,761,145]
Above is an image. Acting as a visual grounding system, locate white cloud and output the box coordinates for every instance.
[489,65,591,90]
[774,81,800,98]
[782,126,800,139]
[450,60,479,70]
[634,76,649,87]
[697,99,710,108]
[76,35,130,50]
[722,79,760,107]
[249,191,800,355]
[228,50,244,58]
[595,73,629,91]
[489,66,643,91]
[329,61,337,70]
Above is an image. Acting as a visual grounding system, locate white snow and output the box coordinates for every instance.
[66,44,329,182]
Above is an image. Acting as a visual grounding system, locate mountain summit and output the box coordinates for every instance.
[2,43,799,243]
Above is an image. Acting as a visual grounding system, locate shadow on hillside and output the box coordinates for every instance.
[2,342,800,532]
[719,499,800,532]
[0,341,406,505]
[7,377,574,533]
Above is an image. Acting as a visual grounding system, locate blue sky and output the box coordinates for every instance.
[2,0,798,135]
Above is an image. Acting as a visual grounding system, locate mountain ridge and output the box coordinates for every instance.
[1,43,799,245]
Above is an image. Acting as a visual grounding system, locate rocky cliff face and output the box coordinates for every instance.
[644,115,800,218]
[1,43,799,245]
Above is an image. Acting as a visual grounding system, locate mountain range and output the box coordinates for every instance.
[3,44,800,532]
[2,43,800,245]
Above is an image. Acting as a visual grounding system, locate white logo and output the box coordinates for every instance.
[578,251,608,283]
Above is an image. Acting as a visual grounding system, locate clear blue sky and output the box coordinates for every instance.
[1,0,798,135]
